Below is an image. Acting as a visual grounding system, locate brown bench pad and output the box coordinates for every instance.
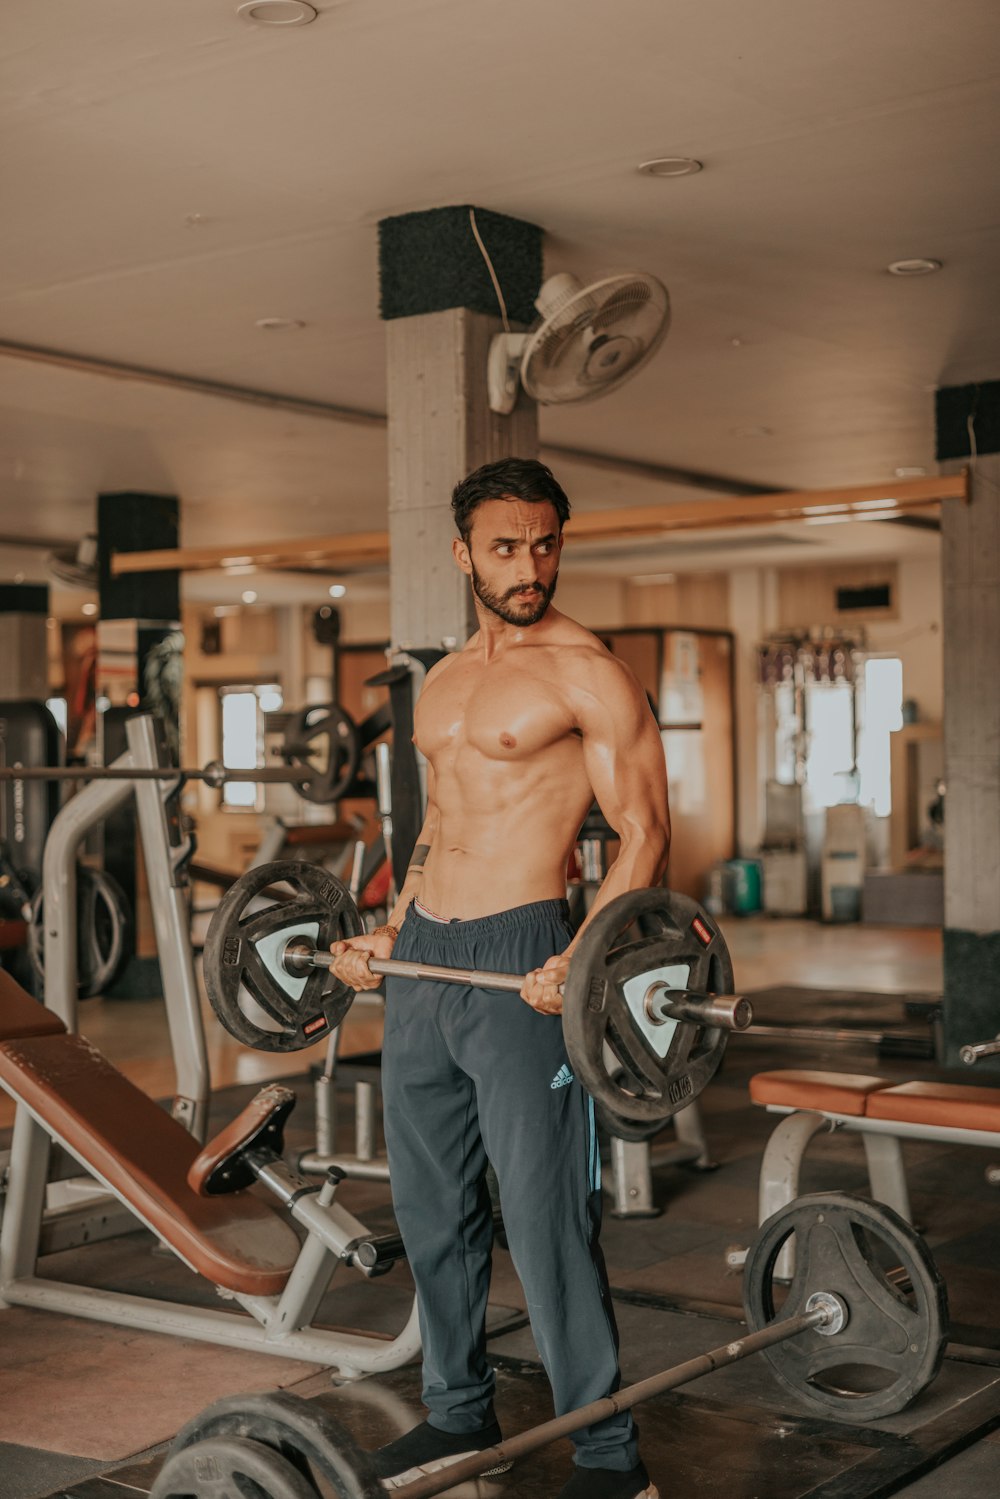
[749,1069,891,1116]
[0,1032,300,1296]
[0,969,69,1042]
[751,1069,1000,1133]
[868,1080,1000,1132]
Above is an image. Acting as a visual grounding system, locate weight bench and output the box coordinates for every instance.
[749,1069,1000,1275]
[0,968,421,1375]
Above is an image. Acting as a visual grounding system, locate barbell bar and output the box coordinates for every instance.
[0,760,307,788]
[396,1302,841,1499]
[203,861,749,1122]
[281,936,752,1032]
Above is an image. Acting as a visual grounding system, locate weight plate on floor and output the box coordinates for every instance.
[168,1390,383,1499]
[282,702,362,804]
[203,861,363,1052]
[151,1434,320,1499]
[743,1191,948,1420]
[27,865,131,999]
[562,887,734,1126]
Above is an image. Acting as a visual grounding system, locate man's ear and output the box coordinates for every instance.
[453,536,472,576]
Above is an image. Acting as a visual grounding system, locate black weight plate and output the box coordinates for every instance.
[743,1191,948,1421]
[168,1390,383,1499]
[282,703,362,805]
[203,861,363,1053]
[562,887,734,1126]
[151,1434,319,1499]
[28,866,131,1000]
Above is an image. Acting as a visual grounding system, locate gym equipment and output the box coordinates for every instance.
[26,864,131,999]
[0,758,343,803]
[0,978,422,1373]
[743,1193,948,1421]
[202,863,752,1123]
[204,862,364,1053]
[153,1193,947,1499]
[961,1034,1000,1064]
[281,703,363,806]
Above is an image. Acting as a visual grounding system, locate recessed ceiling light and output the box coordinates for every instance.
[242,589,258,604]
[894,465,927,478]
[329,583,347,599]
[887,258,942,277]
[637,156,703,178]
[236,1,318,25]
[255,317,307,331]
[81,602,98,616]
[731,425,773,438]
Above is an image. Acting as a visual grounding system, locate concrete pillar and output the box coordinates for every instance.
[0,585,49,700]
[379,207,542,653]
[937,381,1000,1064]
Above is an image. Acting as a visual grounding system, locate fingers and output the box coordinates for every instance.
[520,967,564,1015]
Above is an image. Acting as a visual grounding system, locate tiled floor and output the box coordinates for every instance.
[4,915,999,1499]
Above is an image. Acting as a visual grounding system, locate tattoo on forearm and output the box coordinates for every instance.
[406,842,430,879]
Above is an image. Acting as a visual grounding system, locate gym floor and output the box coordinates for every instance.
[3,916,999,1499]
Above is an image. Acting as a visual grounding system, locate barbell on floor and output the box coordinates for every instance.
[202,860,751,1126]
[150,1193,949,1499]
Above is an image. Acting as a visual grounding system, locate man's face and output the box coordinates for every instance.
[455,498,563,627]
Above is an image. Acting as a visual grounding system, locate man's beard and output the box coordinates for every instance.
[470,564,558,626]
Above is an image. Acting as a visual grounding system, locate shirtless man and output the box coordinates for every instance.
[331,457,669,1499]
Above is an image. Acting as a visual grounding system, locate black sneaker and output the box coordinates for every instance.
[371,1418,511,1490]
[556,1461,659,1499]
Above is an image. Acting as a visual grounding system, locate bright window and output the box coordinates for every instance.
[858,658,903,817]
[219,684,282,808]
[804,682,856,809]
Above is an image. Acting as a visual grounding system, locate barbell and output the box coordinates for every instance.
[202,860,751,1127]
[0,700,364,805]
[150,1193,949,1498]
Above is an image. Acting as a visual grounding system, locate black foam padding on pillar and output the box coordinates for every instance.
[935,380,1000,460]
[379,206,542,324]
[943,927,1000,1069]
[97,492,180,623]
[0,584,48,615]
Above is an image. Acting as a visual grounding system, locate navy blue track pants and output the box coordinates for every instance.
[381,898,637,1471]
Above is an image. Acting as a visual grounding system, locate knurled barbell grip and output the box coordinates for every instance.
[282,941,754,1030]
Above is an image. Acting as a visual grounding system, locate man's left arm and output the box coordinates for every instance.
[522,656,670,1013]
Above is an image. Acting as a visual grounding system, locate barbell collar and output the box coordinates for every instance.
[394,1304,833,1499]
[644,986,753,1032]
[960,1038,1000,1065]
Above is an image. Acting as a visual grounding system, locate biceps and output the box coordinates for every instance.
[584,717,668,836]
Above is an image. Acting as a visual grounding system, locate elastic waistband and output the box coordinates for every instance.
[404,897,570,942]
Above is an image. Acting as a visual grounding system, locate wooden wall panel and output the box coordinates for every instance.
[777,560,899,629]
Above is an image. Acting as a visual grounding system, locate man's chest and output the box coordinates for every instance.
[417,663,576,763]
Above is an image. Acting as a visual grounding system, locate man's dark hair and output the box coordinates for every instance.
[451,458,570,542]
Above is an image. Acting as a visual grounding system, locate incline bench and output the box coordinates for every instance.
[0,968,420,1374]
[750,1069,1000,1245]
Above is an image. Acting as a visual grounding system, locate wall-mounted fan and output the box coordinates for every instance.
[487,271,670,415]
[46,535,98,590]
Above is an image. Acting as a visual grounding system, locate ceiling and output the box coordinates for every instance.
[2,0,997,604]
